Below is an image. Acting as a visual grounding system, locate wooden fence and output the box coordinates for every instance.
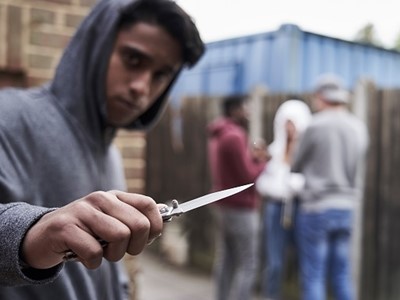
[361,86,400,300]
[146,86,400,300]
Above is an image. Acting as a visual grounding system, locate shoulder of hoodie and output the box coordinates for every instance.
[219,123,247,146]
[0,86,52,128]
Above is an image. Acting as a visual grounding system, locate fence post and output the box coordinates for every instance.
[351,79,371,300]
[249,85,269,142]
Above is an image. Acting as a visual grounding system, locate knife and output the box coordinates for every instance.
[63,183,253,261]
[159,183,253,221]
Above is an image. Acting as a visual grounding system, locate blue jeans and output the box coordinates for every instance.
[262,201,297,300]
[296,209,354,300]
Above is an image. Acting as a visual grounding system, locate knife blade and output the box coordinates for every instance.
[160,183,254,221]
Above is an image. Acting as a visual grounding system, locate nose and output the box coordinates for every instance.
[129,71,151,98]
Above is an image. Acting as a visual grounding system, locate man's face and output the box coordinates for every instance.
[106,22,183,127]
[312,94,325,112]
[232,101,250,129]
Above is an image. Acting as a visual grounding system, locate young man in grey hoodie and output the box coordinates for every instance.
[0,0,204,299]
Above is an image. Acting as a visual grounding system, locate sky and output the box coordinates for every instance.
[176,0,400,48]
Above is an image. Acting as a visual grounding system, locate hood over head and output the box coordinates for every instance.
[269,99,312,159]
[49,0,204,143]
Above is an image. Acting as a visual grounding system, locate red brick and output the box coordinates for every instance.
[121,147,144,159]
[30,31,71,49]
[6,6,23,69]
[79,0,97,8]
[29,54,54,69]
[127,185,145,194]
[124,167,145,179]
[117,130,146,139]
[65,13,84,28]
[38,0,73,5]
[31,8,56,25]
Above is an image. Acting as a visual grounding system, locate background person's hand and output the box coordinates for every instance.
[21,191,164,270]
[251,137,270,162]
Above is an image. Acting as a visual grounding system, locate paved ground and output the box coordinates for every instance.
[134,221,263,300]
[135,249,264,300]
[136,250,214,300]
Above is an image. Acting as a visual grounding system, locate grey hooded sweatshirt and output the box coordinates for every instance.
[0,0,177,298]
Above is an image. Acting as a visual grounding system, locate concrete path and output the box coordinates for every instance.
[136,250,214,300]
[136,249,263,300]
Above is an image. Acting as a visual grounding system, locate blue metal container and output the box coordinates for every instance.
[170,24,400,102]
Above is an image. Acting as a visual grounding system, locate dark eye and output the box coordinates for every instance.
[154,70,173,83]
[121,49,142,68]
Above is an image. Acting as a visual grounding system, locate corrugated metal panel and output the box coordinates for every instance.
[298,31,400,90]
[170,24,400,102]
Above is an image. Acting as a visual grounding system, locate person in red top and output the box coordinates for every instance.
[207,94,267,300]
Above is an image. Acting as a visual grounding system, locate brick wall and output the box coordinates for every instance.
[0,0,146,194]
[0,0,95,85]
[115,130,147,193]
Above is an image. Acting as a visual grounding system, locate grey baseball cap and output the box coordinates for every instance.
[314,73,349,103]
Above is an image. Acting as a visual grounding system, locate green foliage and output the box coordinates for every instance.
[393,31,400,52]
[353,23,382,47]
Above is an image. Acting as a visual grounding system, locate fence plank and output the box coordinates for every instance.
[360,84,380,300]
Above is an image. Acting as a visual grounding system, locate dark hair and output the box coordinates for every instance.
[118,0,205,67]
[287,94,304,101]
[222,94,248,116]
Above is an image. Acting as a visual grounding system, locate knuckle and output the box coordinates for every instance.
[143,198,159,216]
[139,196,157,212]
[73,199,93,212]
[127,239,146,256]
[49,212,71,230]
[84,191,109,206]
[84,247,104,263]
[112,226,131,242]
[132,217,151,235]
[60,222,78,237]
[104,249,124,262]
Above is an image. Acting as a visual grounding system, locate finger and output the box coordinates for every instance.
[81,210,132,261]
[84,191,155,255]
[145,204,167,245]
[108,191,163,241]
[101,215,149,256]
[63,227,104,269]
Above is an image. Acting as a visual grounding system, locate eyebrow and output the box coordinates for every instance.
[120,45,181,74]
[121,45,149,62]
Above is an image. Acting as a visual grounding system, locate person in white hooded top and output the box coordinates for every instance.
[256,99,312,300]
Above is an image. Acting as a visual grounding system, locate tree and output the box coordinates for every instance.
[353,23,382,47]
[393,31,400,51]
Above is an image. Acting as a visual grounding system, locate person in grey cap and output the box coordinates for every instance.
[291,74,369,300]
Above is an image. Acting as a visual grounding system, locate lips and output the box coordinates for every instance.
[117,97,141,112]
